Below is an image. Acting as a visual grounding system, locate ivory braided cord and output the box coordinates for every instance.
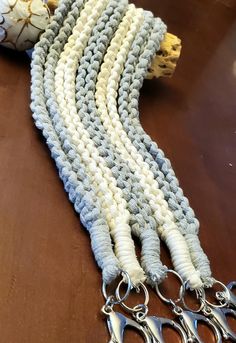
[96,12,203,288]
[75,8,167,284]
[55,1,146,284]
[117,14,213,288]
[31,0,121,285]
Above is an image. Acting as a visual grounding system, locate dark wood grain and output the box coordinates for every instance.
[0,1,235,342]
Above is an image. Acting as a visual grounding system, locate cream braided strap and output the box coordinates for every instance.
[55,0,145,285]
[96,10,202,288]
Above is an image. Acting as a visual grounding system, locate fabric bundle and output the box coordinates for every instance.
[31,0,213,289]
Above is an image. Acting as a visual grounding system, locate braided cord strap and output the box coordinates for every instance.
[54,0,145,285]
[95,10,203,287]
[75,7,167,284]
[30,0,213,289]
[31,0,121,285]
[118,11,213,287]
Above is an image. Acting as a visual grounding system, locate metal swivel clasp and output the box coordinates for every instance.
[101,307,152,343]
[138,314,188,343]
[102,271,152,343]
[155,270,222,343]
[173,306,222,343]
[115,273,188,342]
[203,306,236,341]
[193,279,236,341]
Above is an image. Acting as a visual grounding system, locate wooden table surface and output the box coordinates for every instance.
[0,0,236,342]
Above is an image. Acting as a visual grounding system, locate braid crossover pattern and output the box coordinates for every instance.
[31,0,213,288]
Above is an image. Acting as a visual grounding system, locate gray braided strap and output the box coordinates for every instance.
[31,0,121,284]
[75,6,167,284]
[118,16,213,286]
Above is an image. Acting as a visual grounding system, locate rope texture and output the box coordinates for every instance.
[31,0,213,288]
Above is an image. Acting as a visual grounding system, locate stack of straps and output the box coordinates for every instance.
[31,0,213,290]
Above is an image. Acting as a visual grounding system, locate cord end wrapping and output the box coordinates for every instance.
[160,225,203,289]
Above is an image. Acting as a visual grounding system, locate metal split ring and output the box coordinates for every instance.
[155,269,183,305]
[102,270,132,305]
[204,279,231,308]
[116,281,149,314]
[180,281,206,313]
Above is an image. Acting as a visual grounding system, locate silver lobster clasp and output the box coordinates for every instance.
[174,307,222,343]
[155,270,222,343]
[102,308,152,343]
[200,280,236,340]
[101,272,152,342]
[216,281,236,309]
[141,315,188,343]
[203,306,236,341]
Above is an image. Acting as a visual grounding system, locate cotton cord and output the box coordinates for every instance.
[54,0,147,285]
[117,13,213,288]
[31,0,121,284]
[30,0,213,289]
[75,7,167,284]
[95,8,202,288]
